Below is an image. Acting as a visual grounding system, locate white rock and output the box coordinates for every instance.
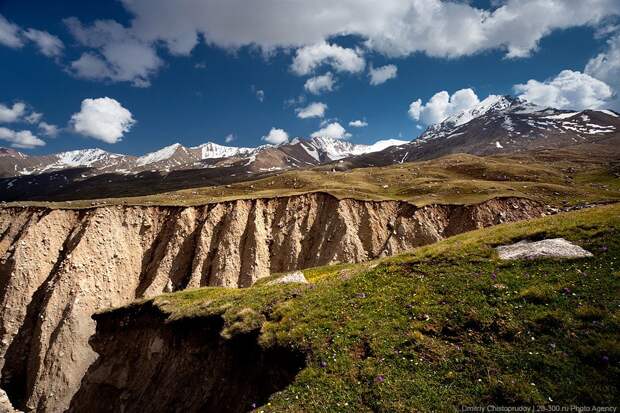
[267,271,308,285]
[496,238,593,260]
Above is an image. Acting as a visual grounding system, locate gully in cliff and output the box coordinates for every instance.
[0,194,545,412]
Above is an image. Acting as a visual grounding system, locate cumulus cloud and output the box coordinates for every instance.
[0,101,60,139]
[0,102,26,123]
[117,0,620,60]
[409,88,480,125]
[369,64,397,85]
[249,85,265,103]
[586,34,620,109]
[262,127,289,145]
[311,121,351,140]
[296,102,327,119]
[0,14,24,48]
[0,127,45,148]
[23,29,64,57]
[0,14,64,57]
[224,133,235,143]
[38,121,59,137]
[349,119,368,127]
[514,69,613,110]
[65,17,162,87]
[304,72,335,95]
[70,97,136,143]
[25,111,43,124]
[291,42,365,75]
[36,1,618,86]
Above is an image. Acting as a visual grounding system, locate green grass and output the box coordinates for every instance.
[122,204,620,410]
[8,152,620,209]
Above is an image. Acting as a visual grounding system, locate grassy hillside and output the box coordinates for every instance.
[133,203,620,411]
[7,152,620,209]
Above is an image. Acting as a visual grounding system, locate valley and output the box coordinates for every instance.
[0,97,618,412]
[3,2,620,411]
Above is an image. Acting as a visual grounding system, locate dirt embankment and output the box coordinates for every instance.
[68,302,305,413]
[0,193,544,412]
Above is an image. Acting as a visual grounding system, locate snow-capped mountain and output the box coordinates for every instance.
[344,96,620,168]
[297,137,408,161]
[413,95,618,150]
[45,149,128,170]
[1,99,618,202]
[194,142,258,159]
[1,148,132,177]
[416,95,540,144]
[0,136,407,179]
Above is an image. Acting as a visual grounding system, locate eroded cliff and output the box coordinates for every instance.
[68,302,305,413]
[0,193,544,412]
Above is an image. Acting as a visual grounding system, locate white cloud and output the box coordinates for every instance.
[0,101,59,138]
[349,119,368,127]
[38,122,59,137]
[0,102,26,123]
[304,72,335,95]
[251,85,264,102]
[369,64,397,85]
[65,18,162,87]
[514,69,613,110]
[311,121,351,140]
[0,14,23,48]
[117,0,620,61]
[296,102,327,119]
[40,1,619,86]
[70,97,136,143]
[25,111,43,124]
[409,88,480,125]
[0,14,64,57]
[291,42,365,75]
[0,127,45,148]
[224,133,235,143]
[262,127,289,145]
[23,29,64,57]
[586,34,620,109]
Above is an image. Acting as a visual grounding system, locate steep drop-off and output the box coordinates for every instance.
[0,193,544,412]
[68,302,305,413]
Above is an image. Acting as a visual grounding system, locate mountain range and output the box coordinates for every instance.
[1,95,618,202]
[0,137,408,178]
[342,95,620,168]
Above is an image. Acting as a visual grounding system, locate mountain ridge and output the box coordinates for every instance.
[341,97,620,168]
[0,136,409,178]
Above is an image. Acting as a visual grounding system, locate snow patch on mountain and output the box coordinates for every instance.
[599,109,619,118]
[194,142,256,159]
[364,139,409,153]
[54,149,121,167]
[544,112,579,120]
[306,137,408,160]
[442,95,512,128]
[136,143,183,166]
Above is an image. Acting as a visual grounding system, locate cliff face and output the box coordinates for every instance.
[0,193,544,412]
[68,302,305,413]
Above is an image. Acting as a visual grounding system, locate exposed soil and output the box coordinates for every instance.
[0,192,544,412]
[68,302,305,413]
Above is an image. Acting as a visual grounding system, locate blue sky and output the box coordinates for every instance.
[1,0,619,156]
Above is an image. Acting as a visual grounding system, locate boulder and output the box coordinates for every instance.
[496,238,593,260]
[267,271,309,285]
